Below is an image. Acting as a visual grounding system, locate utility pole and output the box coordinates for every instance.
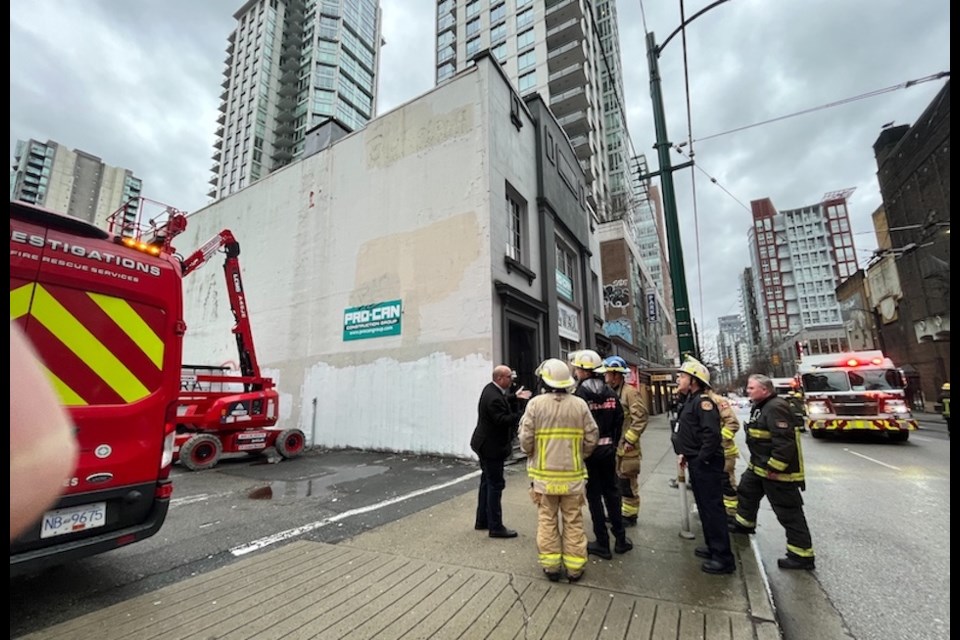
[645,31,696,360]
[639,0,732,363]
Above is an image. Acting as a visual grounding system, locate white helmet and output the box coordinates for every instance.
[679,355,711,387]
[536,358,576,389]
[572,349,603,371]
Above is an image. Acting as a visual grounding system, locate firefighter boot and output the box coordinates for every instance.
[587,540,613,560]
[778,553,816,570]
[614,534,633,554]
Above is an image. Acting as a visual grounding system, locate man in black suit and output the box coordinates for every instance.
[471,364,531,538]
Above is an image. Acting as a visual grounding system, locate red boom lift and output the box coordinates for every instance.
[173,229,305,470]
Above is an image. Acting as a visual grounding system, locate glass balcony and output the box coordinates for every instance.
[547,39,585,69]
[556,110,591,137]
[546,17,583,49]
[547,61,586,95]
[549,85,589,116]
[545,0,580,28]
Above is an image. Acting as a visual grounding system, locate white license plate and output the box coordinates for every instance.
[40,502,107,539]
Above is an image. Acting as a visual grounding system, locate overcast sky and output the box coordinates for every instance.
[10,0,949,357]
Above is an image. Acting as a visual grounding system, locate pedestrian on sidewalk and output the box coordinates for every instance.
[672,356,736,574]
[602,356,648,527]
[572,350,633,559]
[519,358,598,582]
[705,388,741,520]
[470,364,531,539]
[731,374,815,570]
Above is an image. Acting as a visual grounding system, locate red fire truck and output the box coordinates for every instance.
[798,350,918,441]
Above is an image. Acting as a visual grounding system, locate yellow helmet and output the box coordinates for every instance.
[572,349,603,371]
[679,355,711,387]
[536,358,575,389]
[943,382,951,391]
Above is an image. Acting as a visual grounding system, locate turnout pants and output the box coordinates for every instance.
[585,453,625,547]
[616,454,640,520]
[535,492,588,577]
[735,468,814,558]
[721,456,738,517]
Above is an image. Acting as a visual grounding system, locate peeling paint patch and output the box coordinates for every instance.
[366,104,476,169]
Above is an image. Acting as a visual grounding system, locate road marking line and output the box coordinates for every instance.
[844,449,902,471]
[230,469,482,556]
[170,491,233,507]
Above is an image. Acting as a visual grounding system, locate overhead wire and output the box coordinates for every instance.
[693,72,950,143]
[677,0,706,337]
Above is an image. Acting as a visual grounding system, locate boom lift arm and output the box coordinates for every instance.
[179,230,262,387]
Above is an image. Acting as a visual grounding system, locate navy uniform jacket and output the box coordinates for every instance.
[671,390,722,462]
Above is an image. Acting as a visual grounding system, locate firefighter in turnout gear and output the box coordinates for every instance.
[705,388,741,519]
[732,374,815,570]
[602,356,648,526]
[572,350,632,559]
[672,356,736,574]
[519,358,599,582]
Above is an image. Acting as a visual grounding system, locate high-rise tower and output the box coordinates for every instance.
[210,0,382,200]
[435,0,623,218]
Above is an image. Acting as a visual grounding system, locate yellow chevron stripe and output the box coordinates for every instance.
[88,292,164,369]
[43,365,88,406]
[31,285,149,403]
[10,284,34,319]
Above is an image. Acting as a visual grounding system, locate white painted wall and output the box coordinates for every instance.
[178,60,538,458]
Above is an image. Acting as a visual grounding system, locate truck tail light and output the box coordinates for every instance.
[160,430,175,469]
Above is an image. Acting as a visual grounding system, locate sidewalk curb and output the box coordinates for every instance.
[734,533,782,639]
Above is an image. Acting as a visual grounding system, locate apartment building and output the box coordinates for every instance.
[10,138,142,232]
[210,0,382,200]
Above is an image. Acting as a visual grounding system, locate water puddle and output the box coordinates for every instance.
[246,464,388,500]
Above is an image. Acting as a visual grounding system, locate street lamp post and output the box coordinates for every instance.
[641,0,732,362]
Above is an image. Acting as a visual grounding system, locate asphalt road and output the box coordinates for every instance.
[10,449,483,638]
[733,407,950,640]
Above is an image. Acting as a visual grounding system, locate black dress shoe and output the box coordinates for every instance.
[488,527,518,538]
[694,546,712,559]
[701,560,736,575]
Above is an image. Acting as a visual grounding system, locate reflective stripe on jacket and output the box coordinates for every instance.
[615,382,648,459]
[519,392,599,495]
[745,395,805,482]
[707,391,741,458]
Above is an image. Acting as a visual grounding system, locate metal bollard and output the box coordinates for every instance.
[678,463,695,539]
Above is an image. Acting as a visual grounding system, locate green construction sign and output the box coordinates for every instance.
[343,299,402,341]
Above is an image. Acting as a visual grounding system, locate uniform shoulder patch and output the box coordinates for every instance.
[775,420,789,429]
[701,400,714,411]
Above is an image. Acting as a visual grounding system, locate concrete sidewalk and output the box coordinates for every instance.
[22,415,781,640]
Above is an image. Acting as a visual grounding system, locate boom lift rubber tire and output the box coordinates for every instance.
[810,429,825,439]
[888,430,910,443]
[275,429,306,459]
[180,434,223,471]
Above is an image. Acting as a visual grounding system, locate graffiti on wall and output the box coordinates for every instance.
[603,317,633,342]
[603,278,630,309]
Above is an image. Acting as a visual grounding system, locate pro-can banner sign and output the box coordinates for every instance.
[343,300,402,341]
